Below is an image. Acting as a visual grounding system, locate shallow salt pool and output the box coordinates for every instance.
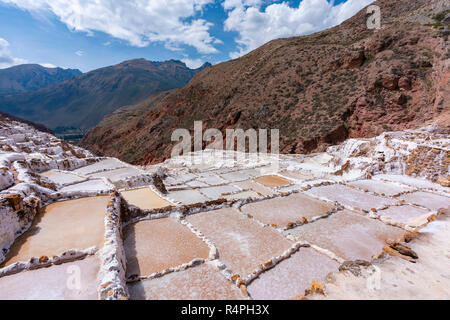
[2,196,108,266]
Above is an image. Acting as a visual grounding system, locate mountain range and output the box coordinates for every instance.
[0,64,81,94]
[81,0,450,165]
[0,59,210,132]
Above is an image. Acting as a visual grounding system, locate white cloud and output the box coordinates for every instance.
[1,0,219,54]
[75,50,84,56]
[39,62,57,68]
[0,37,27,68]
[181,58,204,69]
[2,0,376,64]
[223,0,262,10]
[224,0,374,58]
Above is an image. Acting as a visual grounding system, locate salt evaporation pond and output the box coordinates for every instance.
[2,196,108,266]
[254,175,292,188]
[121,187,173,210]
[128,263,245,300]
[187,208,292,277]
[286,210,404,261]
[0,256,100,300]
[123,218,210,277]
[241,193,335,227]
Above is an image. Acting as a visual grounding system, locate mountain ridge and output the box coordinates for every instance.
[0,59,210,131]
[0,64,82,94]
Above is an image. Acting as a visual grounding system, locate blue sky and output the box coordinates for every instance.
[0,0,372,72]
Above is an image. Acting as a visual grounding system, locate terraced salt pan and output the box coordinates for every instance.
[232,179,276,196]
[188,163,215,171]
[290,154,335,175]
[168,189,210,205]
[349,179,413,196]
[88,167,144,182]
[121,187,173,210]
[2,196,108,266]
[224,190,260,201]
[286,211,404,261]
[186,208,292,277]
[199,185,240,200]
[279,170,317,181]
[254,175,292,188]
[377,205,433,228]
[374,174,449,191]
[185,180,209,188]
[196,173,228,186]
[276,184,305,193]
[220,169,261,182]
[164,173,198,185]
[41,170,85,185]
[307,184,397,211]
[247,247,339,300]
[240,168,265,177]
[73,158,127,175]
[241,193,335,227]
[398,192,450,211]
[128,263,245,300]
[123,218,210,277]
[0,256,100,300]
[59,179,112,193]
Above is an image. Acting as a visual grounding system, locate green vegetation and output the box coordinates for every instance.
[432,10,449,22]
[426,22,443,28]
[54,127,88,145]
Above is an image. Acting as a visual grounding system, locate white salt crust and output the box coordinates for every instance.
[0,247,98,278]
[0,117,449,300]
[97,194,129,300]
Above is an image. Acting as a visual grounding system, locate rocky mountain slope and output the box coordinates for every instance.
[0,59,210,132]
[81,0,450,165]
[0,64,82,94]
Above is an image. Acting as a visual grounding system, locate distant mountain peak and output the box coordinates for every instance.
[2,63,81,74]
[0,58,207,132]
[198,62,212,70]
[116,58,210,71]
[0,64,82,94]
